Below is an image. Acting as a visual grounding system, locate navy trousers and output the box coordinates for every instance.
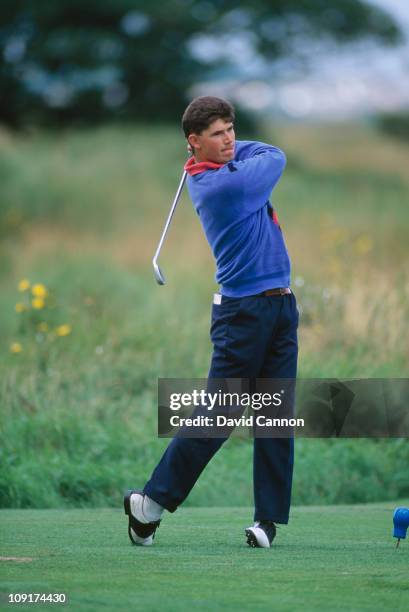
[144,292,299,523]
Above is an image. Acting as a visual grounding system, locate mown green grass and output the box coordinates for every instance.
[0,122,408,508]
[1,502,408,611]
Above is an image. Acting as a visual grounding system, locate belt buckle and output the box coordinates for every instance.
[279,287,289,295]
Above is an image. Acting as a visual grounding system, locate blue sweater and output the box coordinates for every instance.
[186,140,291,297]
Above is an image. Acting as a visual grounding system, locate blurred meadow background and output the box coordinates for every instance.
[1,0,408,509]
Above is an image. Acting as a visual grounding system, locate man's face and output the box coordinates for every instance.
[188,118,235,164]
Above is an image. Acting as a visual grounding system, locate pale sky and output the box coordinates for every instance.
[192,0,409,119]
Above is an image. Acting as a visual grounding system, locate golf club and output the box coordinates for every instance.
[152,167,188,285]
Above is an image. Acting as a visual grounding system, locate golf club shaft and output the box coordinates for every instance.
[152,169,187,279]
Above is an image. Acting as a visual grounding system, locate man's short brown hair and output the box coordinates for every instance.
[182,96,235,138]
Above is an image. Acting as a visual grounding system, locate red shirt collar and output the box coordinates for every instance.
[184,156,225,176]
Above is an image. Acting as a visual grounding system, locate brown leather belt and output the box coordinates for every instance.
[258,287,291,296]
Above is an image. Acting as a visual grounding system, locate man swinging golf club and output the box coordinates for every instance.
[124,96,299,548]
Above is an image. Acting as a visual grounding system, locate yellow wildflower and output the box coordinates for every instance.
[10,342,23,353]
[15,303,26,313]
[56,324,71,337]
[32,283,48,298]
[37,322,49,332]
[355,235,373,255]
[32,297,45,309]
[18,279,30,292]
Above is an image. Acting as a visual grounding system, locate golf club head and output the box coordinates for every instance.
[153,260,165,285]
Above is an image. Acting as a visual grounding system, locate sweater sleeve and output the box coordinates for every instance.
[219,140,286,218]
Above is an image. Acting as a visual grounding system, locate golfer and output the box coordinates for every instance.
[124,96,299,548]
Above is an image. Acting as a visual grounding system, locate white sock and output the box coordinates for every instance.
[142,495,164,522]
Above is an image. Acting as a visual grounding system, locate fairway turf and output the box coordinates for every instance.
[1,503,408,611]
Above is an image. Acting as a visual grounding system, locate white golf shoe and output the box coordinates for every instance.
[245,521,276,548]
[123,489,161,546]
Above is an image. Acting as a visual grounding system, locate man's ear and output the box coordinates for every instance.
[188,133,200,150]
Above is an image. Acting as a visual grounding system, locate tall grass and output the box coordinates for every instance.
[0,122,408,508]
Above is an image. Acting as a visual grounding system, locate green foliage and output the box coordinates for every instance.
[0,123,408,509]
[1,258,408,509]
[377,111,409,142]
[0,0,400,127]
